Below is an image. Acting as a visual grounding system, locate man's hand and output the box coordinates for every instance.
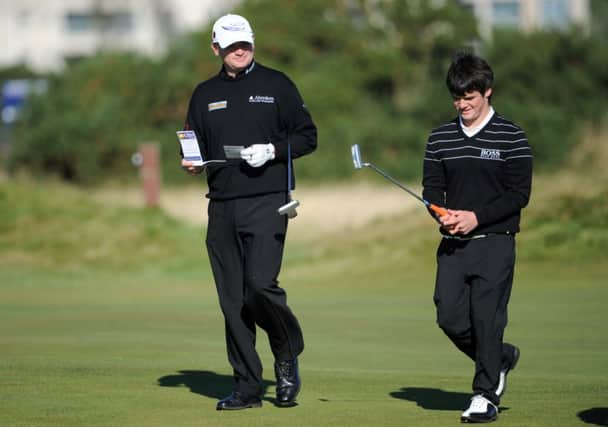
[240,143,275,167]
[181,159,205,175]
[439,209,479,235]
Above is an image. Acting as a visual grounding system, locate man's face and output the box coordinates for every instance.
[212,42,254,75]
[452,88,492,127]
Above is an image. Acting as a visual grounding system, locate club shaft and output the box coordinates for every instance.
[365,163,426,205]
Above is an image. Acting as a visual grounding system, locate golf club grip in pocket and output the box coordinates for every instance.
[429,204,448,217]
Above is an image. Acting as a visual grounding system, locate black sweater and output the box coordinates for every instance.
[185,61,317,200]
[422,113,533,236]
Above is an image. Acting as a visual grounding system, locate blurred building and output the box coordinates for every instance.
[458,0,590,38]
[0,0,240,72]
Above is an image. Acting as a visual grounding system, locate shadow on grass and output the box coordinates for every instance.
[157,370,275,403]
[578,408,608,426]
[392,386,508,413]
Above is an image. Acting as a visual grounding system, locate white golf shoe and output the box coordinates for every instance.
[461,394,498,423]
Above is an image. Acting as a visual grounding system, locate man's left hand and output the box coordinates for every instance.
[240,143,275,167]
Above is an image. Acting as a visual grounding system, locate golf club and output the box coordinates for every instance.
[351,144,447,217]
[278,142,299,219]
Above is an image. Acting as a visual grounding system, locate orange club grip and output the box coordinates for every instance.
[429,204,448,217]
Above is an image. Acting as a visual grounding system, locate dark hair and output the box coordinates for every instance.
[446,52,494,98]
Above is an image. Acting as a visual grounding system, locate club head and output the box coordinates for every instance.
[351,144,363,169]
[278,199,300,219]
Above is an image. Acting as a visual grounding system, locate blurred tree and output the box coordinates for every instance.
[486,29,608,168]
[11,55,165,182]
[11,0,478,183]
[239,0,478,178]
[9,1,605,184]
[0,65,39,88]
[590,0,608,40]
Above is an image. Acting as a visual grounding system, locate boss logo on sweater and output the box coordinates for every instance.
[208,100,228,111]
[248,95,275,104]
[480,148,501,160]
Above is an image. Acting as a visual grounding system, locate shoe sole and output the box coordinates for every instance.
[216,402,262,411]
[461,414,497,423]
[276,400,298,408]
[497,346,520,398]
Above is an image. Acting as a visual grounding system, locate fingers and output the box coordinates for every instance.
[240,144,274,167]
[440,210,463,234]
[439,211,456,227]
[181,159,204,175]
[440,210,478,235]
[240,147,254,157]
[240,147,258,165]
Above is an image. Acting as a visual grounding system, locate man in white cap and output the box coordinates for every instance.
[181,13,317,410]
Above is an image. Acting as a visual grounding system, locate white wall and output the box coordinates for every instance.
[458,0,590,39]
[0,0,241,72]
[171,0,240,32]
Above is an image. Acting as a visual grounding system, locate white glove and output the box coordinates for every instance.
[240,143,275,167]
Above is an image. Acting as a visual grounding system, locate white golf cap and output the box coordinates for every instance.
[212,14,254,49]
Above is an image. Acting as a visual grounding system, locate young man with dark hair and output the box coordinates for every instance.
[422,52,533,423]
[181,13,317,410]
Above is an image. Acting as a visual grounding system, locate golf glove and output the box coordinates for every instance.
[240,143,275,167]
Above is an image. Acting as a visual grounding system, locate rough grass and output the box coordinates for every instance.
[0,178,204,272]
[516,122,608,262]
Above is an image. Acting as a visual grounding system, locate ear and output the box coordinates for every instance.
[484,88,493,99]
[211,43,220,57]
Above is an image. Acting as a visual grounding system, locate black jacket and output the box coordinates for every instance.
[185,61,317,200]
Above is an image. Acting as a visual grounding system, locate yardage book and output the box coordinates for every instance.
[176,130,225,166]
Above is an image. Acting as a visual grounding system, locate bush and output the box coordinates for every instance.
[7,2,607,184]
[486,29,608,170]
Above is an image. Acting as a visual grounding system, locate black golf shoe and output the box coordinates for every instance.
[496,344,520,398]
[461,394,498,423]
[216,392,262,411]
[274,358,301,407]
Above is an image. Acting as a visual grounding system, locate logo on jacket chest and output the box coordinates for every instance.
[480,148,501,160]
[248,95,275,104]
[208,100,227,111]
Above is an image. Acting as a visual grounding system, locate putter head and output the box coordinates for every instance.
[278,199,300,219]
[351,144,363,169]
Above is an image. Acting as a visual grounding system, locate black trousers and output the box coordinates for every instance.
[206,192,304,397]
[433,234,515,405]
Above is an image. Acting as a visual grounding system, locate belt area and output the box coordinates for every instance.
[442,232,511,241]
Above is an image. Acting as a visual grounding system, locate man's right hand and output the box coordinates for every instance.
[440,209,478,235]
[181,159,205,175]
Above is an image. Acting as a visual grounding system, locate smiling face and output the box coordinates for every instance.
[211,41,254,77]
[452,88,492,128]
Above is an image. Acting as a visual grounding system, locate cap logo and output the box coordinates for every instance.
[222,23,247,32]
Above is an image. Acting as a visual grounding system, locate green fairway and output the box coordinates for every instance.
[1,180,607,426]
